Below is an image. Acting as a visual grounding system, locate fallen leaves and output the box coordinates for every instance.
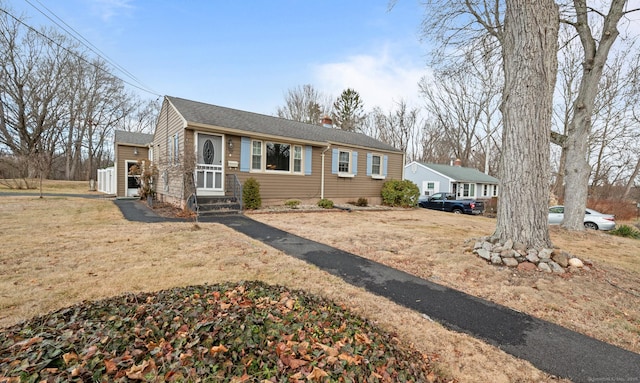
[0,281,453,382]
[210,344,228,354]
[307,366,329,380]
[125,359,157,380]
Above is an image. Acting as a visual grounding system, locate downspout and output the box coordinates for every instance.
[320,144,331,199]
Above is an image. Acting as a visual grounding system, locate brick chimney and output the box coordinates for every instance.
[453,158,462,167]
[321,116,333,128]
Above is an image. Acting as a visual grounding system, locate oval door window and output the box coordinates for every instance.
[203,139,214,164]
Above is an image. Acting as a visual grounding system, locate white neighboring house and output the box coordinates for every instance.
[404,160,499,200]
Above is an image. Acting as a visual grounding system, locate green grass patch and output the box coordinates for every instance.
[609,224,640,240]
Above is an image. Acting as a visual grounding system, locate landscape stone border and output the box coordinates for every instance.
[472,237,591,274]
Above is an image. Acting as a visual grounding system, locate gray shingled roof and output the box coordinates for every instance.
[114,130,154,146]
[166,96,402,153]
[421,162,499,183]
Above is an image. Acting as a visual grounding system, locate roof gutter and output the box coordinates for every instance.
[188,122,327,147]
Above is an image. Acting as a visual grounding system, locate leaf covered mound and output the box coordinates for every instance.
[0,281,449,382]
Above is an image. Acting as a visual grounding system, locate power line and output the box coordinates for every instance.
[26,0,156,95]
[1,4,161,97]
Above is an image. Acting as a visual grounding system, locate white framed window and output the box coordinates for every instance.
[371,154,381,175]
[266,142,290,172]
[249,140,303,174]
[332,148,357,177]
[367,153,386,179]
[251,140,262,171]
[293,145,302,173]
[483,184,488,197]
[426,182,435,196]
[462,183,475,198]
[338,151,350,173]
[422,181,438,196]
[493,185,498,197]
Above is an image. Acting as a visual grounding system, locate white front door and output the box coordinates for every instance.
[195,133,224,195]
[126,161,140,197]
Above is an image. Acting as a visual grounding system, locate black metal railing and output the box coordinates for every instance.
[226,174,243,210]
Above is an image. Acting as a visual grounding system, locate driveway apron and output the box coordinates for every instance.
[113,200,640,382]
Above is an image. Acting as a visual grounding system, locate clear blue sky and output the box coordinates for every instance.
[11,0,429,115]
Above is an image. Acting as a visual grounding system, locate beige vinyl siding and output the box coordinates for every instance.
[115,144,148,197]
[231,145,323,201]
[224,134,241,174]
[154,100,187,202]
[231,145,404,205]
[322,150,404,202]
[385,151,404,180]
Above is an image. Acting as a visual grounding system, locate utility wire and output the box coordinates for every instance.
[1,5,161,97]
[26,0,157,95]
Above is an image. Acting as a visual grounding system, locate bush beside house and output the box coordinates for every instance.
[381,180,419,208]
[242,178,261,210]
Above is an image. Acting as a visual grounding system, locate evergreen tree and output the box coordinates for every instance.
[332,88,365,132]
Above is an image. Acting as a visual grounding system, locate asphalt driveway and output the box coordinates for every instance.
[110,199,640,382]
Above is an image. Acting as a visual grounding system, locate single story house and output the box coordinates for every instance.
[404,160,499,199]
[100,130,154,197]
[147,96,405,207]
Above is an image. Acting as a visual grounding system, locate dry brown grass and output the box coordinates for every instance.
[248,209,640,353]
[0,179,98,194]
[2,185,637,382]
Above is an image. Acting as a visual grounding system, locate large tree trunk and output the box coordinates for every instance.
[553,146,566,201]
[623,158,640,200]
[561,0,626,230]
[494,0,558,249]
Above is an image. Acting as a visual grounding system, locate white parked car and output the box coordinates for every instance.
[548,205,616,231]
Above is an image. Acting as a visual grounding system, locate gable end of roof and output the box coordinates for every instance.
[413,162,499,183]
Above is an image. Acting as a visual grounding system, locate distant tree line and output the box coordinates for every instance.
[3,0,638,215]
[0,5,158,186]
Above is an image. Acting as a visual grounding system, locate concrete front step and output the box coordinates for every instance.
[195,196,241,215]
[198,208,241,216]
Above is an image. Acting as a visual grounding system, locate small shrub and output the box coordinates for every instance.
[134,160,158,200]
[242,177,261,210]
[284,199,301,209]
[609,224,640,239]
[317,198,334,209]
[356,197,368,207]
[381,179,419,208]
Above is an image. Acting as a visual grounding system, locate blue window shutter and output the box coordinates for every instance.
[352,151,358,175]
[240,137,250,172]
[366,153,372,176]
[383,155,388,176]
[304,146,312,175]
[331,149,339,174]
